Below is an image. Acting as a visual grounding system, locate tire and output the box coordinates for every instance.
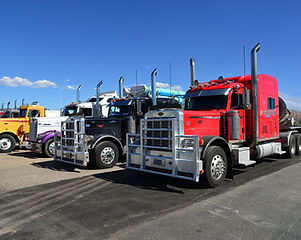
[294,133,301,156]
[91,141,119,168]
[202,146,227,187]
[0,134,16,153]
[44,138,55,158]
[285,135,296,159]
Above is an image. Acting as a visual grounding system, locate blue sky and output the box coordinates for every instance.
[0,0,300,109]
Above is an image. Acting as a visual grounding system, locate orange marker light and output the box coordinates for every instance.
[199,138,204,146]
[200,170,204,174]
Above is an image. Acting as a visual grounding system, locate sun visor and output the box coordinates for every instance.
[109,99,132,106]
[184,88,231,98]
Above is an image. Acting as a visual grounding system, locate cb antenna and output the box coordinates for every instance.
[169,62,172,94]
[136,69,138,87]
[243,45,246,76]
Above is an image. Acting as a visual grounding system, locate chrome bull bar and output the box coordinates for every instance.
[54,117,89,167]
[126,118,202,182]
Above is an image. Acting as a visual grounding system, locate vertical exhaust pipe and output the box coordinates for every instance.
[14,100,17,109]
[22,98,25,106]
[1,103,4,110]
[251,43,260,147]
[77,85,82,103]
[119,77,124,98]
[95,80,103,117]
[151,69,158,106]
[190,58,196,86]
[7,101,10,109]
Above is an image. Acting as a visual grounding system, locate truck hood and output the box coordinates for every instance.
[84,118,124,139]
[182,110,223,137]
[0,117,29,123]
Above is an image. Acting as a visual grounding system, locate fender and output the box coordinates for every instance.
[0,131,20,143]
[91,135,124,153]
[200,135,233,179]
[41,132,56,144]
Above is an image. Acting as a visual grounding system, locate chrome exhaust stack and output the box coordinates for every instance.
[119,77,124,98]
[190,58,196,86]
[251,43,260,147]
[95,80,103,117]
[22,98,25,106]
[14,100,17,109]
[7,101,10,109]
[77,85,82,103]
[151,69,158,106]
[1,103,4,110]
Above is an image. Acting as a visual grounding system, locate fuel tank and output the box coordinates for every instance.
[279,93,301,130]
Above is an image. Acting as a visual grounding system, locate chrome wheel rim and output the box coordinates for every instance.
[100,147,115,164]
[48,142,55,155]
[291,144,296,155]
[0,138,12,151]
[211,154,226,180]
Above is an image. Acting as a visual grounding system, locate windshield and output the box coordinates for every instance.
[19,109,27,117]
[3,111,11,118]
[184,95,228,110]
[109,105,131,116]
[62,106,77,116]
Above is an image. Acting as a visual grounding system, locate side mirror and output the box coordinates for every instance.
[243,88,251,111]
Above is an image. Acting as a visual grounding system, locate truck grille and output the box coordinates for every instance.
[145,119,173,150]
[29,120,38,141]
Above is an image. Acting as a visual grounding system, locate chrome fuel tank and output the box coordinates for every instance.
[279,93,301,130]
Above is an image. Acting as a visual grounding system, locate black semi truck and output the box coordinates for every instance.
[54,69,185,168]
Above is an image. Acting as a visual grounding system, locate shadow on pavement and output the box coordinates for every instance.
[31,160,82,173]
[8,151,41,159]
[92,168,213,194]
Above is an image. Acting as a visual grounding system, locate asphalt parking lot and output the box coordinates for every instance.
[0,150,300,240]
[0,149,124,193]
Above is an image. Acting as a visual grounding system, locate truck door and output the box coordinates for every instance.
[230,92,246,141]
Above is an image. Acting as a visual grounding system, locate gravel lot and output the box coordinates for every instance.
[0,149,124,193]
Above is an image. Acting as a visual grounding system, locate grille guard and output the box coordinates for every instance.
[126,118,202,182]
[54,117,89,167]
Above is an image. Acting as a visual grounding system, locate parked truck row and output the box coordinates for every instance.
[1,43,301,188]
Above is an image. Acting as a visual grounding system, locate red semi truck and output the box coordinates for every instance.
[126,44,301,187]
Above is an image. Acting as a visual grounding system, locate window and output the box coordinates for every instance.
[231,93,244,109]
[184,95,228,110]
[62,106,77,116]
[19,109,27,118]
[28,110,40,117]
[268,97,275,110]
[109,105,131,116]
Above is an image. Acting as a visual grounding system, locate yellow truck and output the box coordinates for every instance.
[0,104,60,153]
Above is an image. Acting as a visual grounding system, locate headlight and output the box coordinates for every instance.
[181,138,194,148]
[86,135,94,142]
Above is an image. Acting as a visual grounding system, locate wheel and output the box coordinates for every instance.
[44,138,55,158]
[0,134,16,153]
[285,135,296,159]
[202,146,227,187]
[91,141,119,168]
[294,133,301,156]
[25,142,33,150]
